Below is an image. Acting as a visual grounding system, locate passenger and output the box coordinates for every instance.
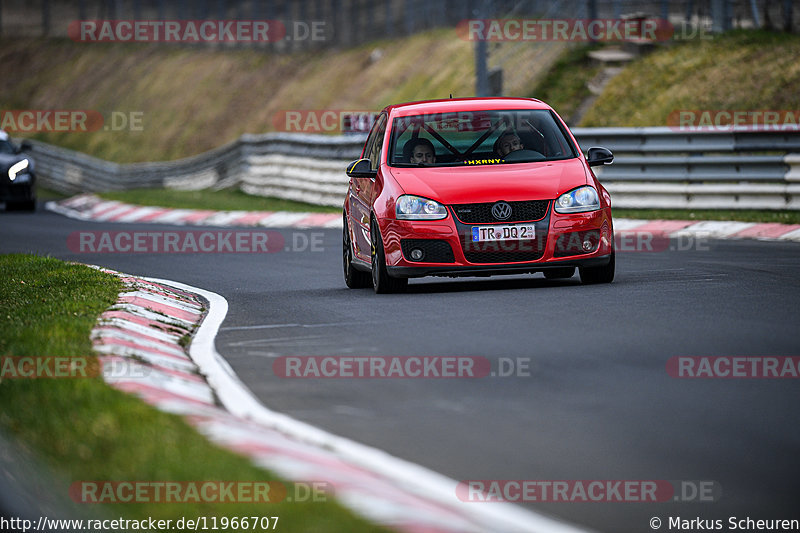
[494,132,524,157]
[404,138,437,165]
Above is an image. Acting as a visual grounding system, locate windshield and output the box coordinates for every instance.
[388,109,577,167]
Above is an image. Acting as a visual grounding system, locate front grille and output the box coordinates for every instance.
[451,200,550,224]
[401,239,455,263]
[461,233,546,264]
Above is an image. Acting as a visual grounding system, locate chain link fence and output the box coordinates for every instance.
[0,1,796,45]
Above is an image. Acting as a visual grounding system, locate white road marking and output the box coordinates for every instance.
[670,221,755,239]
[611,218,651,230]
[147,276,595,533]
[220,321,373,331]
[778,228,800,241]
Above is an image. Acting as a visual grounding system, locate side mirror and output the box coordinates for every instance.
[346,158,376,179]
[586,146,613,167]
[19,140,33,154]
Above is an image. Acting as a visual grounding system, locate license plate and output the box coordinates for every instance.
[471,224,536,242]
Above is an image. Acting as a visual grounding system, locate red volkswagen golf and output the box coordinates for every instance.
[343,97,615,293]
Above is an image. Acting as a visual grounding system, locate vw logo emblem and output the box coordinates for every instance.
[491,202,512,220]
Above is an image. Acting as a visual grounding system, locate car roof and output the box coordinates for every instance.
[382,97,553,118]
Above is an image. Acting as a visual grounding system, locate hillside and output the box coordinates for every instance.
[3,29,799,164]
[579,30,800,127]
[1,31,562,163]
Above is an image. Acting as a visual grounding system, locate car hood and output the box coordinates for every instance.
[388,159,589,204]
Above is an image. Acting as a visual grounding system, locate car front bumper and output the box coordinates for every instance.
[0,173,36,203]
[381,205,613,278]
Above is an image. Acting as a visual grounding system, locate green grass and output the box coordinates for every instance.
[36,186,69,201]
[0,255,121,357]
[529,30,800,128]
[581,30,800,127]
[92,189,800,223]
[98,188,340,213]
[0,254,385,532]
[613,208,800,224]
[528,44,602,123]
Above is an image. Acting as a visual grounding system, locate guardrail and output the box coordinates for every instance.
[572,127,800,210]
[27,133,363,197]
[25,128,800,210]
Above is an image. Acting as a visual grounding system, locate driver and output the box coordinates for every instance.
[404,138,437,165]
[494,132,524,157]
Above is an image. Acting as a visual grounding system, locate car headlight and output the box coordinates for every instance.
[8,159,29,181]
[396,195,448,220]
[554,186,600,214]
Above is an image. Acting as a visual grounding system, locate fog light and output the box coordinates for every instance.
[410,248,424,261]
[582,239,594,251]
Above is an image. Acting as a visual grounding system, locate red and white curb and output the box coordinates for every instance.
[613,218,800,241]
[48,194,800,241]
[89,265,590,533]
[46,194,342,228]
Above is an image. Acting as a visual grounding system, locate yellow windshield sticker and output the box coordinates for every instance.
[464,159,504,165]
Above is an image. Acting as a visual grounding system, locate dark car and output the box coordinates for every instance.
[1,131,36,211]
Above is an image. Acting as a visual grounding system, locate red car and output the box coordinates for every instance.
[343,97,615,293]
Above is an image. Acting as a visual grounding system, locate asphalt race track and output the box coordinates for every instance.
[2,207,799,533]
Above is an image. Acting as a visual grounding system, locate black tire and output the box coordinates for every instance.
[579,251,615,284]
[543,267,575,279]
[343,215,372,289]
[5,196,35,212]
[371,219,408,294]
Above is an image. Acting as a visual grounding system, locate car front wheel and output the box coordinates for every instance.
[4,199,36,212]
[579,251,615,284]
[371,219,408,294]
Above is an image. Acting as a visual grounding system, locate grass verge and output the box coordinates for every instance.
[92,189,800,223]
[613,208,800,224]
[0,254,385,532]
[528,43,602,123]
[36,186,69,202]
[98,188,340,213]
[581,30,800,127]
